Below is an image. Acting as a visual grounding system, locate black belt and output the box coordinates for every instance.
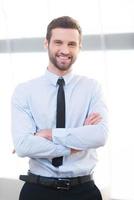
[20,173,93,190]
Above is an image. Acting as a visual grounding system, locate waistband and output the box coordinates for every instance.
[19,172,93,190]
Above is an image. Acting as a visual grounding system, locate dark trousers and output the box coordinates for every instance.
[19,181,102,200]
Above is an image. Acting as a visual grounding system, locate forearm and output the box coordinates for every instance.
[12,91,70,159]
[13,133,70,158]
[38,113,107,151]
[51,82,108,150]
[52,123,108,150]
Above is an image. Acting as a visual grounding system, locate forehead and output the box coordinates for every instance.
[50,28,80,43]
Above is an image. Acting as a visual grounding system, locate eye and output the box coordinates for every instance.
[54,40,62,45]
[68,42,77,47]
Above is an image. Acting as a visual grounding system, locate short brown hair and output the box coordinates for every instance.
[46,16,82,43]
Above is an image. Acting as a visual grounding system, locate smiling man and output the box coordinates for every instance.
[12,16,108,200]
[46,26,81,74]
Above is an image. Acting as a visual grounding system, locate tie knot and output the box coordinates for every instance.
[57,78,65,86]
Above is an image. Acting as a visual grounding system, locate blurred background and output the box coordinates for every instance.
[0,0,134,199]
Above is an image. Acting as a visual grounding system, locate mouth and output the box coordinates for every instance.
[56,54,71,62]
[55,55,72,69]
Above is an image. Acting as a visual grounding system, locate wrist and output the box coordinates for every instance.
[47,130,52,140]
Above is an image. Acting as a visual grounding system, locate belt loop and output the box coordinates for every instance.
[77,176,81,184]
[36,175,40,184]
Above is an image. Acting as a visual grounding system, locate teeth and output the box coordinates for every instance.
[58,55,70,59]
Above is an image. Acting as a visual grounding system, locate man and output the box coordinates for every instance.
[12,16,108,200]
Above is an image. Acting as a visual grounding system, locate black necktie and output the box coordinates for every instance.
[52,78,65,167]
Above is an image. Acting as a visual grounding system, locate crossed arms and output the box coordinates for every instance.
[12,111,107,158]
[12,82,108,158]
[36,113,102,154]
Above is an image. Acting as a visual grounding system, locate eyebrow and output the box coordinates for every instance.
[53,39,78,44]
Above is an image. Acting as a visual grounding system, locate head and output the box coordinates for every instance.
[46,16,82,44]
[45,16,82,75]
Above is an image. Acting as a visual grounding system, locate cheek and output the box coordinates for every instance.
[72,46,80,53]
[48,46,56,56]
[72,49,79,58]
[50,46,59,55]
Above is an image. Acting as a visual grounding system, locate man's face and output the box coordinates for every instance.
[45,28,81,73]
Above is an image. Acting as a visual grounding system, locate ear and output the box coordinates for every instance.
[44,38,48,49]
[79,42,82,49]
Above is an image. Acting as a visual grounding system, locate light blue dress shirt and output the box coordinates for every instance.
[11,69,108,178]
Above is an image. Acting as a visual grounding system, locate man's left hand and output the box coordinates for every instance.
[36,129,52,140]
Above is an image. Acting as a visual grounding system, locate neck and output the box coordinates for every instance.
[47,64,72,76]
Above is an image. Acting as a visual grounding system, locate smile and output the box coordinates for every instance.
[56,55,71,61]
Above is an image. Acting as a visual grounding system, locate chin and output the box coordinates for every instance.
[58,65,72,71]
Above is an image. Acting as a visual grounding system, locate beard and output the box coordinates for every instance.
[48,49,76,71]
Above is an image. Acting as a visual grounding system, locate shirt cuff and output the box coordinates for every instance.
[52,128,70,146]
[56,144,71,156]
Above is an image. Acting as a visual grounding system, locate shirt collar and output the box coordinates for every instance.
[44,68,74,86]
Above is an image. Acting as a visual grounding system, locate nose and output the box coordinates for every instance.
[60,44,70,55]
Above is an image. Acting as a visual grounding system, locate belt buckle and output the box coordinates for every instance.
[56,178,70,190]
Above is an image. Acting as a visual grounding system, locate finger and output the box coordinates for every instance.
[12,149,16,154]
[84,116,99,125]
[90,116,102,122]
[89,117,102,125]
[84,118,92,125]
[84,113,102,125]
[85,116,102,125]
[92,119,102,125]
[88,113,101,120]
[87,114,101,122]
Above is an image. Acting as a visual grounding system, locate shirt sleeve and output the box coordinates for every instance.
[11,84,70,158]
[52,81,108,150]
